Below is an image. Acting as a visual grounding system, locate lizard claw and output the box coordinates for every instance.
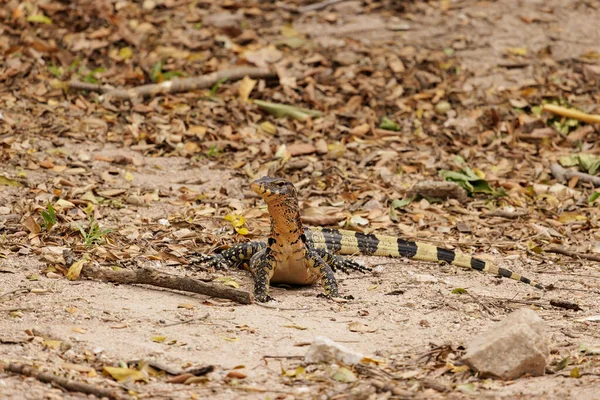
[254,294,275,303]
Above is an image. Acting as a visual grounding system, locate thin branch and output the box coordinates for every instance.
[81,265,253,304]
[299,0,348,13]
[551,163,600,187]
[5,363,122,400]
[546,247,600,262]
[542,104,600,124]
[162,313,210,327]
[482,209,529,219]
[98,67,276,99]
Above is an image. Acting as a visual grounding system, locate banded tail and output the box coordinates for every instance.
[305,227,544,290]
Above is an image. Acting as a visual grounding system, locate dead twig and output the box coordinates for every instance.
[465,292,496,316]
[81,265,253,304]
[482,209,529,219]
[551,163,600,187]
[4,363,123,400]
[546,247,600,262]
[0,288,30,299]
[162,313,210,327]
[549,300,583,312]
[299,0,348,13]
[537,271,600,279]
[127,360,213,376]
[95,67,276,99]
[263,355,304,359]
[542,104,600,124]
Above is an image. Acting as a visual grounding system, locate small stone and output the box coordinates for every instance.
[462,308,549,380]
[305,336,364,365]
[333,51,361,66]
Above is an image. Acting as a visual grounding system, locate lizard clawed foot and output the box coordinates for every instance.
[254,293,275,303]
[316,293,353,301]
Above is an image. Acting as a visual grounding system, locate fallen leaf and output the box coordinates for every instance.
[282,324,308,330]
[348,322,378,333]
[505,47,527,56]
[151,336,167,343]
[215,276,240,288]
[254,100,322,121]
[226,370,247,379]
[331,367,357,382]
[281,365,305,378]
[238,76,257,102]
[67,257,88,281]
[27,14,52,24]
[103,366,149,383]
[224,214,249,235]
[22,216,41,235]
[42,340,62,350]
[570,367,581,378]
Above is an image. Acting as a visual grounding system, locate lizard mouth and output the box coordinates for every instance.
[250,180,274,200]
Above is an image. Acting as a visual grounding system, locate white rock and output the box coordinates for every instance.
[304,336,364,365]
[462,308,549,380]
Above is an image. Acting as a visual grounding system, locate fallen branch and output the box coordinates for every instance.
[64,67,275,99]
[482,209,529,219]
[162,313,210,327]
[551,163,600,186]
[81,265,253,304]
[545,247,600,262]
[542,104,600,124]
[127,359,213,376]
[299,0,348,13]
[103,67,275,99]
[549,299,583,312]
[5,363,122,400]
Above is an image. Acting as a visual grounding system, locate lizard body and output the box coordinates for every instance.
[199,176,543,302]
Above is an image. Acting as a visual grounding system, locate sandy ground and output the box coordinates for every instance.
[2,0,600,398]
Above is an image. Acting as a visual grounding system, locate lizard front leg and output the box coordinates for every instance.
[191,242,267,270]
[305,249,340,298]
[249,248,277,302]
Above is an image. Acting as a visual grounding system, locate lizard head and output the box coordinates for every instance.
[251,176,297,203]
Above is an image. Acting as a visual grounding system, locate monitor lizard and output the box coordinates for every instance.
[196,176,543,302]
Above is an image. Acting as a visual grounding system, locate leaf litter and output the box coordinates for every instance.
[1,0,600,399]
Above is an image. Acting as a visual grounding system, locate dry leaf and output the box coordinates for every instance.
[332,367,357,382]
[348,322,378,333]
[103,366,148,383]
[239,76,257,102]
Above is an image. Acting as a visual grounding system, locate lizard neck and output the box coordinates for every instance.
[266,196,304,246]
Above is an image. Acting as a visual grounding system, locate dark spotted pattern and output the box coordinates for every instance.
[250,248,276,302]
[316,248,371,274]
[437,248,456,264]
[397,238,418,258]
[306,249,338,297]
[355,232,379,255]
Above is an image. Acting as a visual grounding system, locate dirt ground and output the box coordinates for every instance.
[2,0,600,399]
